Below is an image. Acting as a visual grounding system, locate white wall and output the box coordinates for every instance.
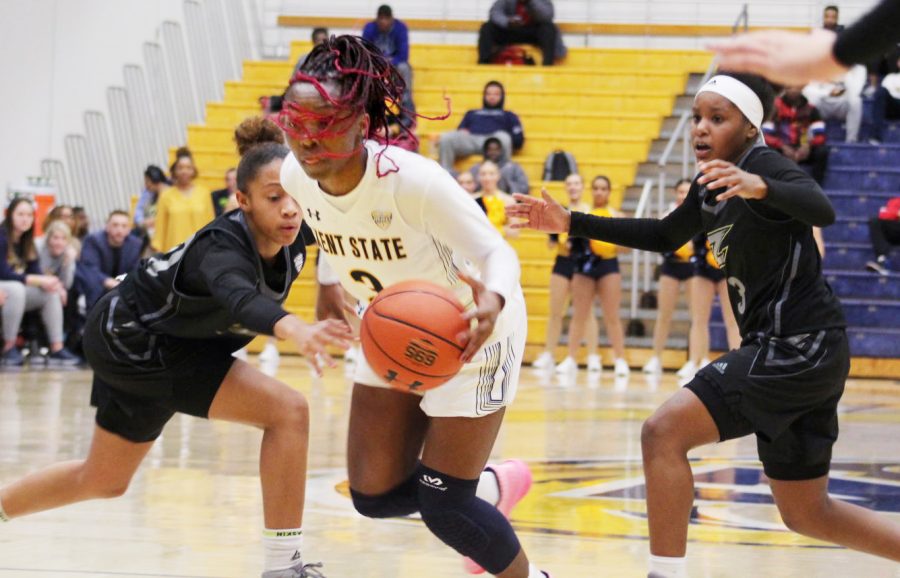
[0,0,881,196]
[0,0,186,196]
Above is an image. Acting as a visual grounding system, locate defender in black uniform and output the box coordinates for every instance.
[508,73,900,574]
[0,118,351,578]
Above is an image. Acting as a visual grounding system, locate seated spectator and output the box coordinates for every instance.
[763,87,828,184]
[374,99,418,152]
[134,165,168,254]
[438,80,524,170]
[468,136,530,195]
[0,198,80,366]
[79,210,142,309]
[293,27,328,78]
[363,5,414,111]
[456,171,487,213]
[871,55,900,144]
[822,4,843,32]
[211,168,237,217]
[38,221,77,294]
[71,206,90,242]
[803,65,865,142]
[477,160,517,237]
[152,148,214,253]
[42,204,74,234]
[478,0,566,66]
[865,196,900,275]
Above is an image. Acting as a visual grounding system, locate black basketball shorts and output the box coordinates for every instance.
[82,290,238,443]
[685,328,850,481]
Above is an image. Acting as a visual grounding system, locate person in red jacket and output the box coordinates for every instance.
[763,87,829,184]
[866,196,900,275]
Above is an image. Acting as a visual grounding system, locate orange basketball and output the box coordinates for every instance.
[360,280,469,392]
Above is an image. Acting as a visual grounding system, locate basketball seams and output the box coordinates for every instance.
[368,309,466,353]
[371,288,466,313]
[360,318,460,379]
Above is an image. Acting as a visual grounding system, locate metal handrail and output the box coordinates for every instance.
[629,179,654,320]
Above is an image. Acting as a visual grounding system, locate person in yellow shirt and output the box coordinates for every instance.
[557,175,629,377]
[477,160,517,237]
[531,174,601,374]
[152,149,214,253]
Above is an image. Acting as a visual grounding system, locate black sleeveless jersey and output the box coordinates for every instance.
[116,210,313,341]
[695,146,845,338]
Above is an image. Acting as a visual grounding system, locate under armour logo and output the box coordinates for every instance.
[408,380,424,391]
[384,370,398,382]
[306,208,320,221]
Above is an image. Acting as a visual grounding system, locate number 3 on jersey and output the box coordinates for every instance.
[350,269,384,300]
[727,276,747,315]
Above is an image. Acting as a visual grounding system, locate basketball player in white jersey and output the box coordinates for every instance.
[279,35,550,578]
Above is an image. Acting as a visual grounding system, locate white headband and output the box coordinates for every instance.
[695,75,764,131]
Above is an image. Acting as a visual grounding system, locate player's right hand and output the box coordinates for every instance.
[281,317,353,376]
[506,189,571,233]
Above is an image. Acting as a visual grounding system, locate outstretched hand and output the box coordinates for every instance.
[707,28,846,86]
[504,189,571,233]
[697,160,768,203]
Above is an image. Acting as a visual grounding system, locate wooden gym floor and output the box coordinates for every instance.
[1,357,898,578]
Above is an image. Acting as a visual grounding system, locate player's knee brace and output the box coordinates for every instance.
[416,464,521,575]
[350,473,420,519]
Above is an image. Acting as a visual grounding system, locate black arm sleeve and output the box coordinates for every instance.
[194,235,289,335]
[569,189,703,252]
[833,0,900,67]
[748,149,836,227]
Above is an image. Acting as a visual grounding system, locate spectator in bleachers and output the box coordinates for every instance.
[822,5,843,32]
[38,221,77,296]
[468,136,530,195]
[865,196,900,275]
[135,165,167,230]
[373,99,418,152]
[211,168,237,217]
[0,198,80,366]
[293,27,328,78]
[456,171,487,213]
[152,148,214,253]
[478,0,566,66]
[438,80,524,170]
[80,210,142,310]
[42,205,74,235]
[477,160,517,237]
[803,65,865,142]
[763,87,828,184]
[870,55,900,144]
[71,206,90,242]
[363,5,414,112]
[557,175,629,377]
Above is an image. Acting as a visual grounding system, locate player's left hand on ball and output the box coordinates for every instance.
[457,272,504,363]
[697,160,768,202]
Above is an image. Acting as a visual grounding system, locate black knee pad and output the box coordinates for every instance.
[416,465,520,574]
[350,472,419,519]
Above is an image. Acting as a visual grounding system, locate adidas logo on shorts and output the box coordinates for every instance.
[713,362,729,375]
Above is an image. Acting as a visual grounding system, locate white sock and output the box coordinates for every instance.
[0,497,9,522]
[649,554,687,578]
[262,528,303,571]
[475,469,500,506]
[527,563,547,578]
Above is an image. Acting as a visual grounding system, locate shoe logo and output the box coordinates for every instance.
[420,474,448,491]
[713,362,728,374]
[291,550,302,561]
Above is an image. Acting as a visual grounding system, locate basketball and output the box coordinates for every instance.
[360,280,469,392]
